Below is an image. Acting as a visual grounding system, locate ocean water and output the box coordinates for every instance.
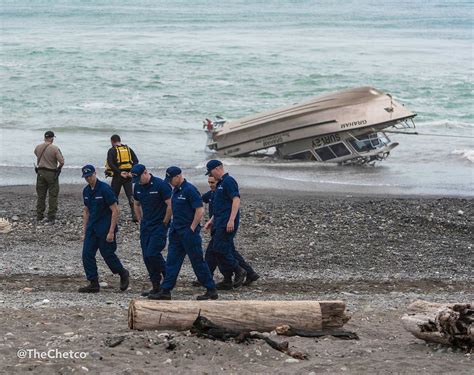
[1,1,473,195]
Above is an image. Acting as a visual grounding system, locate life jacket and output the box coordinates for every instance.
[104,145,133,177]
[105,161,114,177]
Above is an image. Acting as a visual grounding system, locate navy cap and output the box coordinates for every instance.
[44,130,55,138]
[165,166,182,182]
[81,164,95,178]
[205,159,222,175]
[131,164,146,183]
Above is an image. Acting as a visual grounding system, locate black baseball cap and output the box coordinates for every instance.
[205,159,222,175]
[81,165,95,178]
[44,131,55,138]
[131,164,146,183]
[165,166,182,182]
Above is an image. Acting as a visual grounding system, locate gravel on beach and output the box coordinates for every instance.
[0,184,472,374]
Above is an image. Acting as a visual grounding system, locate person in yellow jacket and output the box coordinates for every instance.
[106,134,139,222]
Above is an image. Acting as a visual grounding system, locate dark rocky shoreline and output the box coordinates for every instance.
[0,185,472,374]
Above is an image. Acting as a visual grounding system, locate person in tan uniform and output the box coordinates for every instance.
[34,131,65,224]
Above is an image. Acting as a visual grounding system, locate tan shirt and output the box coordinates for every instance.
[34,142,65,170]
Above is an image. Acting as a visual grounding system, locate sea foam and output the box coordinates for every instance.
[451,149,474,163]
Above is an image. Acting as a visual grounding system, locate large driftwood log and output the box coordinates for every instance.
[129,300,350,332]
[402,300,473,350]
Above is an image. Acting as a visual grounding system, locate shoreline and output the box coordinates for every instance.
[1,183,473,200]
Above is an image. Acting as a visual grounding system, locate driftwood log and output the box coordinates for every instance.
[129,300,350,332]
[0,218,12,234]
[402,300,473,350]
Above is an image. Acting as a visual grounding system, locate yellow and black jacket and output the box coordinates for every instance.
[105,144,139,177]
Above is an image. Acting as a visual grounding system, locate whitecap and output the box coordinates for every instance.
[80,102,120,110]
[451,149,474,163]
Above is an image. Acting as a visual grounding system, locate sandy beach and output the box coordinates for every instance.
[0,184,472,374]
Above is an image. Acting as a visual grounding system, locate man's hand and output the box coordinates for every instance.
[204,220,213,232]
[226,219,234,233]
[120,171,130,178]
[106,232,114,243]
[81,233,85,241]
[190,225,196,233]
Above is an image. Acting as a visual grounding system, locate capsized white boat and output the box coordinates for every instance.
[203,86,416,164]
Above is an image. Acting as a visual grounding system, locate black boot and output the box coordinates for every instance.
[148,288,171,300]
[119,268,130,291]
[215,277,233,290]
[141,282,160,297]
[78,279,100,293]
[243,272,260,286]
[197,288,218,300]
[233,266,247,288]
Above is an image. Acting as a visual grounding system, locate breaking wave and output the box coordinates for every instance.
[451,149,474,163]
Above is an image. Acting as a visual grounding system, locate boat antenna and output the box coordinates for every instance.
[385,94,394,113]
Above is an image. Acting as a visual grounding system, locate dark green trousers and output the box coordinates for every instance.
[36,170,59,220]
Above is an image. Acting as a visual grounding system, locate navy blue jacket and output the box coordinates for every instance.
[202,190,215,218]
[83,179,118,236]
[133,175,172,228]
[213,173,240,228]
[170,179,203,231]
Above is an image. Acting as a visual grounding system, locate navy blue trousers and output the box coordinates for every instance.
[82,229,123,281]
[205,235,256,277]
[206,227,240,278]
[161,227,215,290]
[140,224,167,284]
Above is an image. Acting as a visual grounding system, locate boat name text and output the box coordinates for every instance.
[257,132,291,148]
[340,119,367,129]
[224,147,241,155]
[312,134,341,148]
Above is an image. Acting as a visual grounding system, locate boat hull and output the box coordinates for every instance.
[206,87,416,161]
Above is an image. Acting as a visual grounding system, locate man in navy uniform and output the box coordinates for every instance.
[204,160,258,290]
[194,175,259,287]
[150,166,218,300]
[131,164,172,297]
[79,165,130,293]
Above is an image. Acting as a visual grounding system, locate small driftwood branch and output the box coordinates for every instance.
[275,324,359,340]
[191,315,308,360]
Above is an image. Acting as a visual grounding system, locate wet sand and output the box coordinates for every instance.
[0,184,472,374]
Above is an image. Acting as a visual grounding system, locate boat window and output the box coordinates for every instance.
[349,133,392,153]
[379,134,390,145]
[315,146,336,161]
[369,134,380,147]
[350,137,376,152]
[329,143,351,157]
[291,151,316,160]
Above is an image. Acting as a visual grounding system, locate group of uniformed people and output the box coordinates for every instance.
[34,131,259,300]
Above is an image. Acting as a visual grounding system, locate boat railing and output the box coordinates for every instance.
[203,116,226,134]
[393,118,416,130]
